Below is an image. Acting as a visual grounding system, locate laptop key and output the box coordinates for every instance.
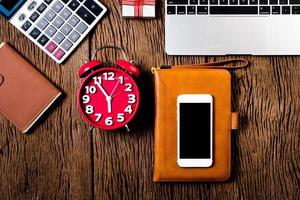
[210,6,258,14]
[30,28,41,39]
[197,6,208,14]
[279,0,288,4]
[21,21,32,31]
[167,6,176,14]
[249,0,258,4]
[220,0,229,4]
[272,6,280,14]
[190,0,199,4]
[269,0,278,4]
[177,6,186,14]
[210,0,218,4]
[76,6,96,25]
[292,6,300,13]
[187,6,196,14]
[200,0,208,4]
[259,0,268,4]
[290,0,300,4]
[259,6,270,14]
[167,0,188,4]
[84,0,103,16]
[240,0,248,5]
[230,0,239,4]
[37,35,49,46]
[282,6,290,13]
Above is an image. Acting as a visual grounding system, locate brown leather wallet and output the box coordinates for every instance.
[152,59,249,182]
[0,42,62,133]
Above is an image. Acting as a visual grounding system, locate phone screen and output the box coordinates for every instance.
[0,0,25,19]
[179,103,211,159]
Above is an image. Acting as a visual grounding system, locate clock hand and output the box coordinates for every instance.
[109,79,120,97]
[112,90,124,98]
[95,82,109,98]
[106,96,112,113]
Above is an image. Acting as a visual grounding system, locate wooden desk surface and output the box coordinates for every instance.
[0,1,299,199]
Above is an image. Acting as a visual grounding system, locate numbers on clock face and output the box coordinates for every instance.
[79,69,139,129]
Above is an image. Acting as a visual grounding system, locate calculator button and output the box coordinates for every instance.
[45,10,56,21]
[45,25,57,37]
[29,28,41,39]
[69,30,80,43]
[84,0,103,16]
[76,6,95,25]
[75,21,88,34]
[29,12,40,22]
[36,18,49,30]
[54,48,65,60]
[44,0,53,5]
[61,39,73,51]
[53,16,65,28]
[46,41,57,53]
[28,1,37,11]
[61,23,72,35]
[52,1,64,13]
[68,0,80,11]
[18,13,26,21]
[37,34,50,46]
[53,32,65,44]
[68,15,80,27]
[21,21,32,31]
[61,0,70,4]
[60,8,72,20]
[37,3,47,14]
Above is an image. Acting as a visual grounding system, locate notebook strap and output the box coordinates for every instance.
[0,74,4,87]
[173,58,250,69]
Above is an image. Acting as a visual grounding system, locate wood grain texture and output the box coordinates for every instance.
[0,0,299,199]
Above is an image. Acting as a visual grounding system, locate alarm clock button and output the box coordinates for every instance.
[115,60,140,78]
[78,60,102,78]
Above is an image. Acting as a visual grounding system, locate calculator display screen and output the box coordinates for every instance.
[0,0,25,20]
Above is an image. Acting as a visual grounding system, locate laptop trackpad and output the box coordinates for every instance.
[209,17,268,54]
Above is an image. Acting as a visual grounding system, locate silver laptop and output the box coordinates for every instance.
[0,0,106,63]
[165,0,300,55]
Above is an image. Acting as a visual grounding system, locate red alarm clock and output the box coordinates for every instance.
[77,46,140,131]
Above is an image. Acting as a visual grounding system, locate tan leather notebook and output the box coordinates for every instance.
[0,42,62,133]
[152,60,248,182]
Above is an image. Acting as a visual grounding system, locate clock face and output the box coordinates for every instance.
[78,68,140,130]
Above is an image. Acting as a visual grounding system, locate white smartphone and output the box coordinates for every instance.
[177,94,213,168]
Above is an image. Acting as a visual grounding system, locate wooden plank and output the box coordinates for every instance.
[0,17,93,199]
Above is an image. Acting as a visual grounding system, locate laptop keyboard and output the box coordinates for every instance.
[167,0,300,15]
[17,0,106,63]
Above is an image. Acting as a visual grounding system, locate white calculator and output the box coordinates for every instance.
[0,0,107,63]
